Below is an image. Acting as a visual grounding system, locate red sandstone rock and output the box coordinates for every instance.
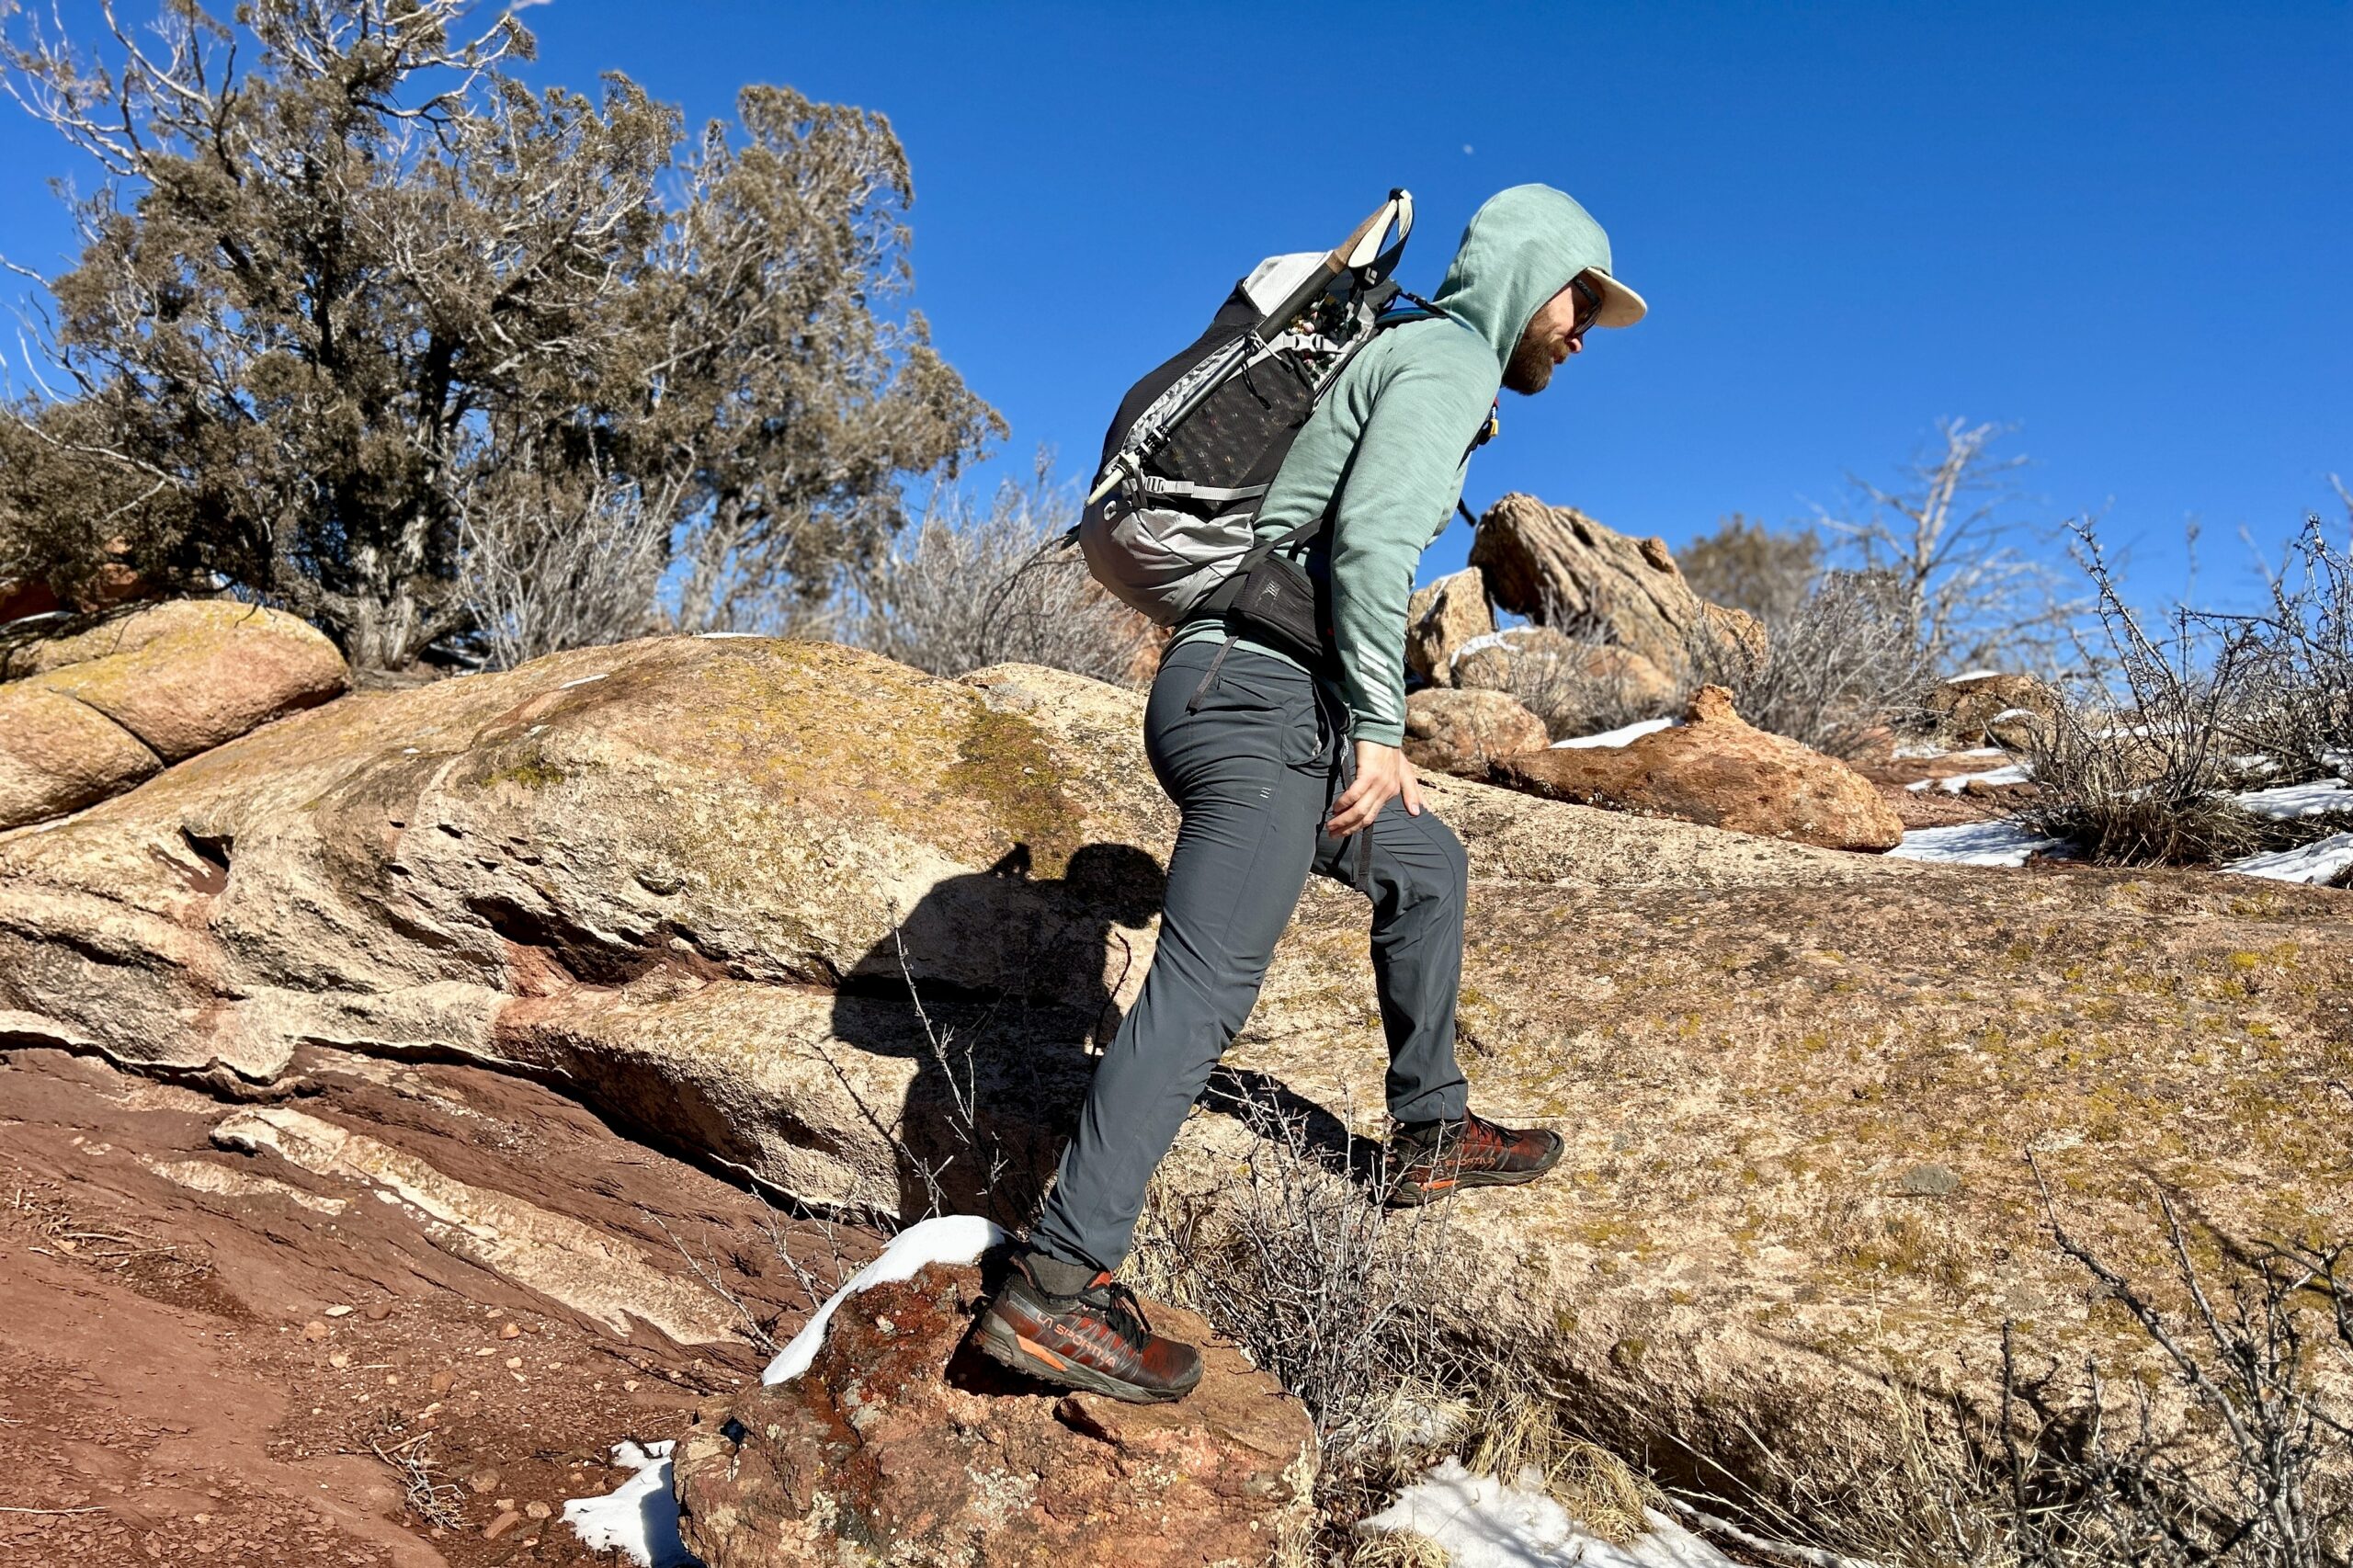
[671,1261,1314,1568]
[1495,685,1904,851]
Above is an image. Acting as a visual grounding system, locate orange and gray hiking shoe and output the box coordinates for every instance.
[975,1249,1203,1404]
[1384,1109,1564,1207]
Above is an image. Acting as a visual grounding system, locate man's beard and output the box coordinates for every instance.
[1502,332,1555,395]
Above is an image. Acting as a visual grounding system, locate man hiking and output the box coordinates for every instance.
[977,185,1646,1403]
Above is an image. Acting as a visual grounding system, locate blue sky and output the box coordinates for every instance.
[3,1,2347,608]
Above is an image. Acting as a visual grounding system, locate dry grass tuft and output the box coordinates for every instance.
[1345,1532,1452,1568]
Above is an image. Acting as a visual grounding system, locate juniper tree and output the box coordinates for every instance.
[0,0,998,668]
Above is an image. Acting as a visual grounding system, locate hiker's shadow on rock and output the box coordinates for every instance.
[831,842,1165,1227]
[1200,1066,1371,1183]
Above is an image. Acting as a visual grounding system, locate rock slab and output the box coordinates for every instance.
[1495,684,1905,850]
[672,1261,1313,1567]
[5,635,2347,1517]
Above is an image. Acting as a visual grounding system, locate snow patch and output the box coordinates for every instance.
[761,1214,1006,1385]
[1358,1460,1735,1568]
[2223,833,2353,885]
[693,631,760,640]
[1449,631,1515,665]
[562,1440,698,1567]
[1887,821,2068,867]
[1551,718,1676,750]
[558,672,609,689]
[1947,668,2005,684]
[2232,778,2353,822]
[1935,763,2033,793]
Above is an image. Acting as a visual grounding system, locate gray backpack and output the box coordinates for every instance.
[1076,192,1418,640]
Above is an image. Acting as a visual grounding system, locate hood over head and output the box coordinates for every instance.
[1430,184,1621,371]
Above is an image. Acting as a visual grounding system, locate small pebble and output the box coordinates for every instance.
[498,1322,521,1339]
[301,1321,328,1343]
[322,1305,354,1318]
[327,1353,350,1369]
[505,1356,523,1369]
[525,1501,551,1520]
[483,1509,521,1541]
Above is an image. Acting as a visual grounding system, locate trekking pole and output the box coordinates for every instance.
[1086,190,1414,508]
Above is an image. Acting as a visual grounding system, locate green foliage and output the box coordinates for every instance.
[1679,513,1823,628]
[0,0,1000,668]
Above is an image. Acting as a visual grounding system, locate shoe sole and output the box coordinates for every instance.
[1385,1139,1565,1209]
[972,1309,1200,1405]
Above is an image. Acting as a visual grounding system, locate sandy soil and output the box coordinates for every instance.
[0,1047,881,1566]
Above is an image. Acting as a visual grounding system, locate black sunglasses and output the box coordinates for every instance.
[1569,275,1605,339]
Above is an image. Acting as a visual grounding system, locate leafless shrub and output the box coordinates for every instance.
[2228,497,2353,786]
[1500,616,1678,739]
[2006,1170,2353,1568]
[1816,419,2074,675]
[1127,1090,1443,1476]
[1707,569,1940,758]
[454,458,678,670]
[2011,522,2293,866]
[883,921,1021,1224]
[740,1179,859,1323]
[857,460,1154,686]
[1127,1083,1660,1559]
[1607,1189,2351,1568]
[646,1209,783,1353]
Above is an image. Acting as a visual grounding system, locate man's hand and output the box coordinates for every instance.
[1326,741,1422,839]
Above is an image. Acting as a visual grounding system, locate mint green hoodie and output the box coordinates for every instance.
[1174,184,1620,745]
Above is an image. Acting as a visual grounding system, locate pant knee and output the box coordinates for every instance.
[1416,820,1469,905]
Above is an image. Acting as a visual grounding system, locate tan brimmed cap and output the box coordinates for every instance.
[1586,267,1647,327]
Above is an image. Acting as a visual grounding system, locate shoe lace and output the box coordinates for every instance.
[1081,1278,1154,1346]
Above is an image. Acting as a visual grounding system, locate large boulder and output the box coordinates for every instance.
[1495,684,1904,850]
[6,599,347,761]
[673,1260,1313,1566]
[2,635,2346,1515]
[1469,494,1759,685]
[1403,687,1550,778]
[1404,569,1495,687]
[0,600,347,830]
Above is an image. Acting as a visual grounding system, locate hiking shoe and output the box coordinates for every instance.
[974,1249,1204,1404]
[1384,1109,1564,1207]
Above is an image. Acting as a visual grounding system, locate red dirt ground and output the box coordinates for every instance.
[0,1047,881,1566]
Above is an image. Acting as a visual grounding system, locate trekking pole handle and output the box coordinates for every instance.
[1247,190,1413,342]
[1086,451,1138,507]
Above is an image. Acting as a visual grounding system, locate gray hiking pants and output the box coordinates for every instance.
[1029,638,1471,1273]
